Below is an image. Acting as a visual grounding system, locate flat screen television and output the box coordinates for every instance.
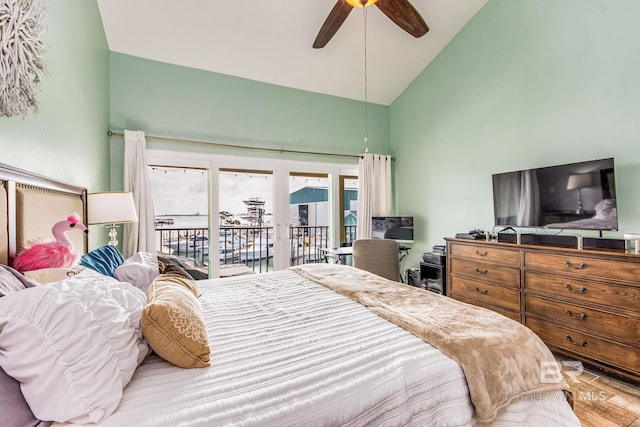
[371,216,414,242]
[492,158,618,231]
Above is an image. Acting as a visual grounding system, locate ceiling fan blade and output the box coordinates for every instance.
[313,0,353,49]
[375,0,429,38]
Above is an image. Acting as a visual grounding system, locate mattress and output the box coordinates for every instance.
[55,269,580,426]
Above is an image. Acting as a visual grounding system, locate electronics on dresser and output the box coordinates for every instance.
[497,233,576,247]
[492,157,618,231]
[371,216,414,243]
[455,229,485,240]
[496,232,626,250]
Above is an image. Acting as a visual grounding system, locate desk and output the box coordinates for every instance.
[319,245,410,265]
[319,246,353,264]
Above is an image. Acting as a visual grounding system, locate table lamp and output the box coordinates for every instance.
[88,192,138,246]
[566,173,593,214]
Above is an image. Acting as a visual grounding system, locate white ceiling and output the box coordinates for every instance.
[96,0,487,106]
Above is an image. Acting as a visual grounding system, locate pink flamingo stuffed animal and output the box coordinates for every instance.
[13,213,88,273]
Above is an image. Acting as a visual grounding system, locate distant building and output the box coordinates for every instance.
[241,197,266,226]
[289,186,357,227]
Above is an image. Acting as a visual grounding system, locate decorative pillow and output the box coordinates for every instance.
[141,274,210,368]
[79,245,125,277]
[0,265,38,296]
[114,251,160,293]
[159,263,201,297]
[0,270,148,423]
[23,267,85,284]
[157,254,209,280]
[0,367,51,427]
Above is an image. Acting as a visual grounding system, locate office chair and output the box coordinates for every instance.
[352,239,401,282]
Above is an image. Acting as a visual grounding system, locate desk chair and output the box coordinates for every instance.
[352,239,400,282]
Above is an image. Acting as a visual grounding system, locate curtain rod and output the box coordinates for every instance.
[107,131,394,160]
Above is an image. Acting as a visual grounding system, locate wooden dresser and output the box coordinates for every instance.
[445,238,640,383]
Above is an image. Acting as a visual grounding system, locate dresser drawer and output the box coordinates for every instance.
[526,318,639,374]
[453,294,520,322]
[524,271,639,312]
[450,258,520,288]
[449,243,519,266]
[524,294,639,343]
[450,276,520,312]
[524,252,640,282]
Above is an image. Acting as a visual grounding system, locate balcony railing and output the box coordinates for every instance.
[344,225,356,245]
[157,225,344,274]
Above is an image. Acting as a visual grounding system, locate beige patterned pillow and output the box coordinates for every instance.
[141,275,210,368]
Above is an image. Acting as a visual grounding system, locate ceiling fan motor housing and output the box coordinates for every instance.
[346,0,378,7]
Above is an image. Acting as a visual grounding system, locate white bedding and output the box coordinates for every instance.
[55,269,580,427]
[0,269,148,424]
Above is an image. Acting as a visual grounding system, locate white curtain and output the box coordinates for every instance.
[356,153,392,239]
[123,130,156,257]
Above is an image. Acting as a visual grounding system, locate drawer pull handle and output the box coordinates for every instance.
[475,287,489,295]
[475,250,488,256]
[565,309,587,321]
[564,261,587,270]
[564,284,587,294]
[474,267,488,275]
[565,335,587,347]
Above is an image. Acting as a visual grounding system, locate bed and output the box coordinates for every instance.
[0,163,581,427]
[545,198,617,230]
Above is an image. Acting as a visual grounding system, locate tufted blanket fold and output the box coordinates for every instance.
[291,263,568,423]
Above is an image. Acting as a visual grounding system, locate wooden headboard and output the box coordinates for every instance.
[0,163,88,266]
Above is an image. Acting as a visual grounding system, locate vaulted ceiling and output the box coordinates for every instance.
[97,0,487,105]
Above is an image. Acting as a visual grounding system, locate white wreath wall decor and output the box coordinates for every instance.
[0,0,47,117]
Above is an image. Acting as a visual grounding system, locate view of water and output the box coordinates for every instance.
[154,214,279,273]
[155,215,208,229]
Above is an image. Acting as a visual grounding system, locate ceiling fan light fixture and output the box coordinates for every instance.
[345,0,378,8]
[313,0,427,49]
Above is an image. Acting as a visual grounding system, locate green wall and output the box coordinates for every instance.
[108,53,390,189]
[0,0,110,248]
[391,0,640,265]
[9,1,637,258]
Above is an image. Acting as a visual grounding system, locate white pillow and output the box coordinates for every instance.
[23,266,85,284]
[114,251,160,293]
[53,268,149,365]
[0,270,148,424]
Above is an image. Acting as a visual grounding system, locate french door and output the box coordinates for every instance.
[147,149,357,277]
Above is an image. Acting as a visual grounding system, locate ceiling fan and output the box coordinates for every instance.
[313,0,429,49]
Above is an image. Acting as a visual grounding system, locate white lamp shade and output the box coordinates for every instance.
[88,192,138,225]
[566,173,593,190]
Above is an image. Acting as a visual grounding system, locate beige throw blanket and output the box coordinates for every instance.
[291,264,568,423]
